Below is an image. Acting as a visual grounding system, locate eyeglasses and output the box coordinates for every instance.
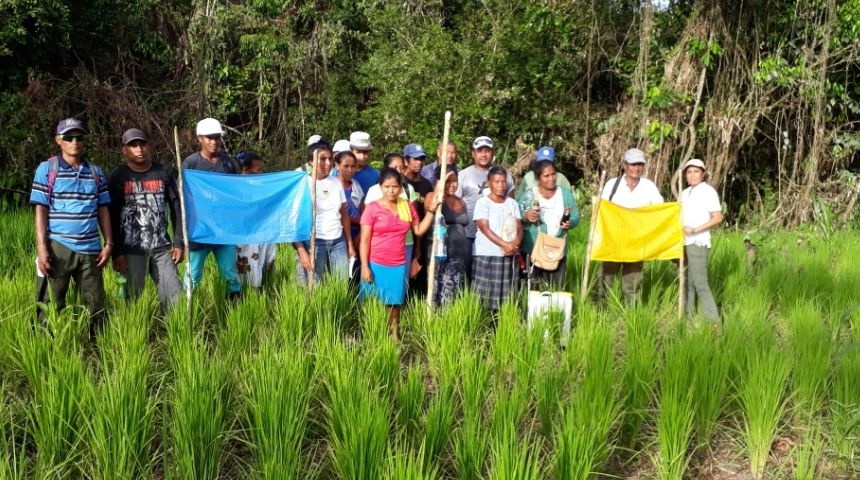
[59,134,86,143]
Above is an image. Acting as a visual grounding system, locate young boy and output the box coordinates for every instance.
[235,151,276,288]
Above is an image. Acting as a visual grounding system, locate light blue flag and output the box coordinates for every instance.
[183,170,311,244]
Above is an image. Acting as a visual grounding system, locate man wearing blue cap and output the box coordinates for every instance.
[403,143,434,206]
[31,118,113,336]
[515,146,573,198]
[599,147,663,302]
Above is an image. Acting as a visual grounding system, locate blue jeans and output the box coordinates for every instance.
[188,245,241,293]
[296,236,348,285]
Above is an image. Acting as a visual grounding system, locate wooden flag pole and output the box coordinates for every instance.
[173,127,192,310]
[308,149,319,290]
[677,167,685,318]
[579,170,607,302]
[426,110,452,311]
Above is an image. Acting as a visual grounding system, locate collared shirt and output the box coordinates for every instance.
[600,175,663,208]
[681,182,721,247]
[30,157,110,254]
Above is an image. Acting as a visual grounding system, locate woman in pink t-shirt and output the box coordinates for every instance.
[360,167,438,340]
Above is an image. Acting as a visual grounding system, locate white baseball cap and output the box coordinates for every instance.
[472,136,494,149]
[196,118,224,136]
[307,134,322,146]
[349,131,372,150]
[333,139,351,154]
[683,158,706,171]
[623,148,646,164]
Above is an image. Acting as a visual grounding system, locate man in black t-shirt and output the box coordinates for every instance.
[108,128,184,310]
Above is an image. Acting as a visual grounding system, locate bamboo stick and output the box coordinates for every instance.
[426,110,452,312]
[677,166,685,318]
[308,149,319,290]
[173,127,192,310]
[579,170,607,302]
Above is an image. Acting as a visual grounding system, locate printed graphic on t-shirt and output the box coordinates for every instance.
[121,179,169,251]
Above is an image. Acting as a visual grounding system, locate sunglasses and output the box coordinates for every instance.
[59,134,86,142]
[203,134,222,140]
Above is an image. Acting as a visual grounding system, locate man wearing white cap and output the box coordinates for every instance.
[680,158,722,322]
[181,117,242,299]
[599,147,663,302]
[457,136,514,247]
[349,131,379,193]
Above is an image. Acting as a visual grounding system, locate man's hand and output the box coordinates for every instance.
[37,246,52,276]
[409,258,422,278]
[297,248,312,272]
[96,244,113,269]
[113,254,128,274]
[171,247,184,264]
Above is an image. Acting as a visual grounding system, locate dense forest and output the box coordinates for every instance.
[2,0,859,227]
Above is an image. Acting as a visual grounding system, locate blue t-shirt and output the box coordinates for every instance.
[30,157,111,254]
[353,166,380,194]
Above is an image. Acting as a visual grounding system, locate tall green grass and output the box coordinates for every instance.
[785,302,832,421]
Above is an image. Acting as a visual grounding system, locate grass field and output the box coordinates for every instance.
[0,208,858,479]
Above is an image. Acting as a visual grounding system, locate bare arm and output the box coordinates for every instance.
[684,211,723,235]
[35,205,52,275]
[95,205,113,268]
[475,219,519,256]
[340,203,356,258]
[359,224,373,282]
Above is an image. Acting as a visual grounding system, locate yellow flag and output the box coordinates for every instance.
[591,200,683,262]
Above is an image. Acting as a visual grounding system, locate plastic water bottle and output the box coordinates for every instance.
[116,275,127,300]
[432,215,447,261]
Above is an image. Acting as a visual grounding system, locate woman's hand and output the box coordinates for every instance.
[525,204,540,223]
[502,241,519,256]
[361,265,374,283]
[560,220,571,231]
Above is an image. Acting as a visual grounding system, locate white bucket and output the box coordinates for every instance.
[527,290,574,347]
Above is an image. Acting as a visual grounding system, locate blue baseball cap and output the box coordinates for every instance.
[536,146,555,162]
[403,143,427,158]
[56,118,87,135]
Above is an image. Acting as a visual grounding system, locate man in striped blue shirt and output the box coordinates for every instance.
[30,118,113,335]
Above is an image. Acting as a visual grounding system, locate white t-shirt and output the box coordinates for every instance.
[473,196,521,256]
[308,176,346,240]
[680,182,721,247]
[601,175,663,208]
[535,187,565,237]
[457,166,515,238]
[237,243,277,288]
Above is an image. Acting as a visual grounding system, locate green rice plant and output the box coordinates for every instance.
[830,328,860,472]
[385,442,439,480]
[167,309,232,480]
[453,413,489,480]
[323,343,390,480]
[535,356,566,438]
[1,381,29,479]
[490,383,529,446]
[421,304,464,398]
[488,430,543,480]
[395,362,426,440]
[785,302,832,421]
[655,326,698,480]
[513,313,549,392]
[218,289,268,365]
[554,315,619,480]
[490,300,522,388]
[459,346,491,420]
[690,325,730,445]
[793,422,824,480]
[618,305,660,447]
[243,340,312,479]
[84,301,156,480]
[737,341,791,479]
[421,385,455,468]
[272,281,313,346]
[361,298,400,394]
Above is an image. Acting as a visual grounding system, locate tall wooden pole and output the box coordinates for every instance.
[426,110,452,311]
[174,127,192,310]
[308,149,319,290]
[580,170,606,302]
[677,167,685,318]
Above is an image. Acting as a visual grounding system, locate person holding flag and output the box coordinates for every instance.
[599,148,663,303]
[182,118,242,299]
[680,158,722,322]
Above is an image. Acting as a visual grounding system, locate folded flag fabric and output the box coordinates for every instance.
[591,200,683,262]
[183,170,311,244]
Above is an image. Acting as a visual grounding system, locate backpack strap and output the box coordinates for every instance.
[607,172,623,202]
[46,156,61,206]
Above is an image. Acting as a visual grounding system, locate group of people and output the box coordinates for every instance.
[30,116,723,340]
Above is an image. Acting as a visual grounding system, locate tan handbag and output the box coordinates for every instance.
[531,231,566,270]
